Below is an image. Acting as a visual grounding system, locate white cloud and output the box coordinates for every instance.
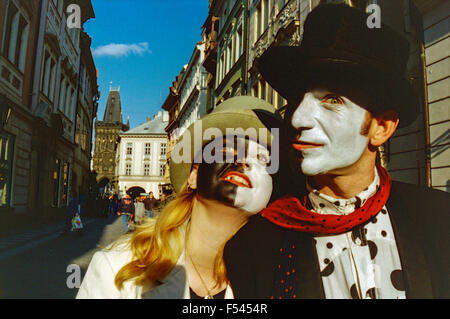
[92,42,151,58]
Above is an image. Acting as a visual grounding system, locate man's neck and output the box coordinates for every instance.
[310,160,376,199]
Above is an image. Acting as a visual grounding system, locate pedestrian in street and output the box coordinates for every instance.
[224,4,450,299]
[143,191,157,218]
[134,196,146,225]
[111,194,119,217]
[76,96,283,299]
[117,194,135,233]
[62,190,79,235]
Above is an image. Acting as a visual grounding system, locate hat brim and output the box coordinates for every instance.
[258,46,420,128]
[169,108,281,194]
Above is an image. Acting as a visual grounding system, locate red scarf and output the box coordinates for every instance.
[261,165,392,235]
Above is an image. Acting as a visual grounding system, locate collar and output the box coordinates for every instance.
[307,167,380,215]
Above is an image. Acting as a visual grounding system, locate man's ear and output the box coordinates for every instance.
[369,110,399,147]
[187,164,199,190]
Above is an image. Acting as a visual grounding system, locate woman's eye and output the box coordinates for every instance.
[221,147,236,155]
[257,153,270,164]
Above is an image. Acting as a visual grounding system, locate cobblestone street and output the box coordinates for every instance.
[0,215,124,299]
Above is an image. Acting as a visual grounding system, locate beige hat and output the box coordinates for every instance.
[169,96,282,194]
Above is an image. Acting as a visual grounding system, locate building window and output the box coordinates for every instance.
[278,0,286,12]
[160,143,167,156]
[236,26,243,62]
[49,59,56,101]
[52,159,61,207]
[59,77,66,111]
[145,143,151,155]
[75,113,81,144]
[125,163,131,175]
[81,119,88,151]
[126,143,133,155]
[159,164,165,177]
[0,132,14,207]
[61,162,70,206]
[263,0,269,32]
[3,3,29,72]
[255,2,262,42]
[144,164,150,176]
[226,40,232,74]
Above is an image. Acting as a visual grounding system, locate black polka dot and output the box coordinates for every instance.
[351,227,368,246]
[334,201,340,206]
[320,261,334,277]
[391,270,405,291]
[371,217,378,224]
[324,258,330,264]
[319,203,325,208]
[350,284,360,299]
[381,230,387,237]
[381,209,387,214]
[368,240,378,260]
[366,287,376,299]
[326,242,333,249]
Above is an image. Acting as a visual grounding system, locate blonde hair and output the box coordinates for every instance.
[113,185,232,291]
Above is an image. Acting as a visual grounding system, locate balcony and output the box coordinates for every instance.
[249,0,300,69]
[202,14,219,75]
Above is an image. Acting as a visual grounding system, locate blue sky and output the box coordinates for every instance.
[83,0,209,129]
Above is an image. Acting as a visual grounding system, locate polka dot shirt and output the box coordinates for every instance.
[308,168,406,299]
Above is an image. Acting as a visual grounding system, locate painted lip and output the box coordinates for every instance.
[291,141,324,151]
[221,171,253,188]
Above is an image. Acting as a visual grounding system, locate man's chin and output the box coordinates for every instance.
[300,161,331,176]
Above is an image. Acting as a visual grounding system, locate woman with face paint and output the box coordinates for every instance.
[76,96,282,299]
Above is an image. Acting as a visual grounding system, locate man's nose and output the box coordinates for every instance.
[291,94,318,130]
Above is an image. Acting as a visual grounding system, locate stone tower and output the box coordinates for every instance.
[93,86,129,194]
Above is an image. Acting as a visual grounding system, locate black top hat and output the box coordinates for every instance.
[258,4,420,127]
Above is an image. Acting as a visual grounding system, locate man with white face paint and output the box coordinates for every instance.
[225,4,450,299]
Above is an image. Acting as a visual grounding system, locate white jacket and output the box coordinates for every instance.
[76,246,234,299]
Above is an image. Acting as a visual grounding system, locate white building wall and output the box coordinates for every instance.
[117,135,168,199]
[423,1,450,192]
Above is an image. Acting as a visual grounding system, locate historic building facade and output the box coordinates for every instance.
[73,30,98,198]
[211,0,249,105]
[116,112,168,199]
[0,0,98,220]
[161,66,185,186]
[177,43,209,138]
[93,87,129,194]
